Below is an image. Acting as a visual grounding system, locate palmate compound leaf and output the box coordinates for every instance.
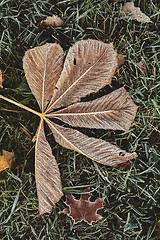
[0,39,138,215]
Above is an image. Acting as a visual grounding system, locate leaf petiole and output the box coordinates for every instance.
[0,95,42,118]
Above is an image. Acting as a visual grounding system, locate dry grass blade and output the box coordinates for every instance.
[35,120,63,215]
[47,87,138,131]
[23,43,64,112]
[46,119,137,167]
[0,70,4,88]
[46,39,118,112]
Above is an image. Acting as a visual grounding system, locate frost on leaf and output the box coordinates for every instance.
[121,2,152,23]
[61,188,105,224]
[35,120,63,215]
[43,15,64,27]
[0,150,13,172]
[0,39,138,215]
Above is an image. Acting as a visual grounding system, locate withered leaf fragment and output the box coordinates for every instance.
[0,39,138,215]
[118,160,131,170]
[117,54,125,67]
[0,150,13,172]
[63,188,104,224]
[43,15,64,27]
[121,2,152,23]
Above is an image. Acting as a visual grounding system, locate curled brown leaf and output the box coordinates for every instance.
[121,2,152,23]
[43,15,64,27]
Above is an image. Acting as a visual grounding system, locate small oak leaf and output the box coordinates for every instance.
[63,188,105,225]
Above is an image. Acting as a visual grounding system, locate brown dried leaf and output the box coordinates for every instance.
[43,15,64,27]
[46,119,137,167]
[121,2,152,23]
[47,87,138,131]
[35,120,63,215]
[64,188,104,224]
[136,59,147,75]
[0,150,13,172]
[23,43,64,112]
[46,39,118,112]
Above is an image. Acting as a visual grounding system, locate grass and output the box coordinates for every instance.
[0,0,160,239]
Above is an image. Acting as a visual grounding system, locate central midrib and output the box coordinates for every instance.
[42,46,49,112]
[48,109,115,117]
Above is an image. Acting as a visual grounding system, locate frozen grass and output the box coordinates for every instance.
[0,0,160,239]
